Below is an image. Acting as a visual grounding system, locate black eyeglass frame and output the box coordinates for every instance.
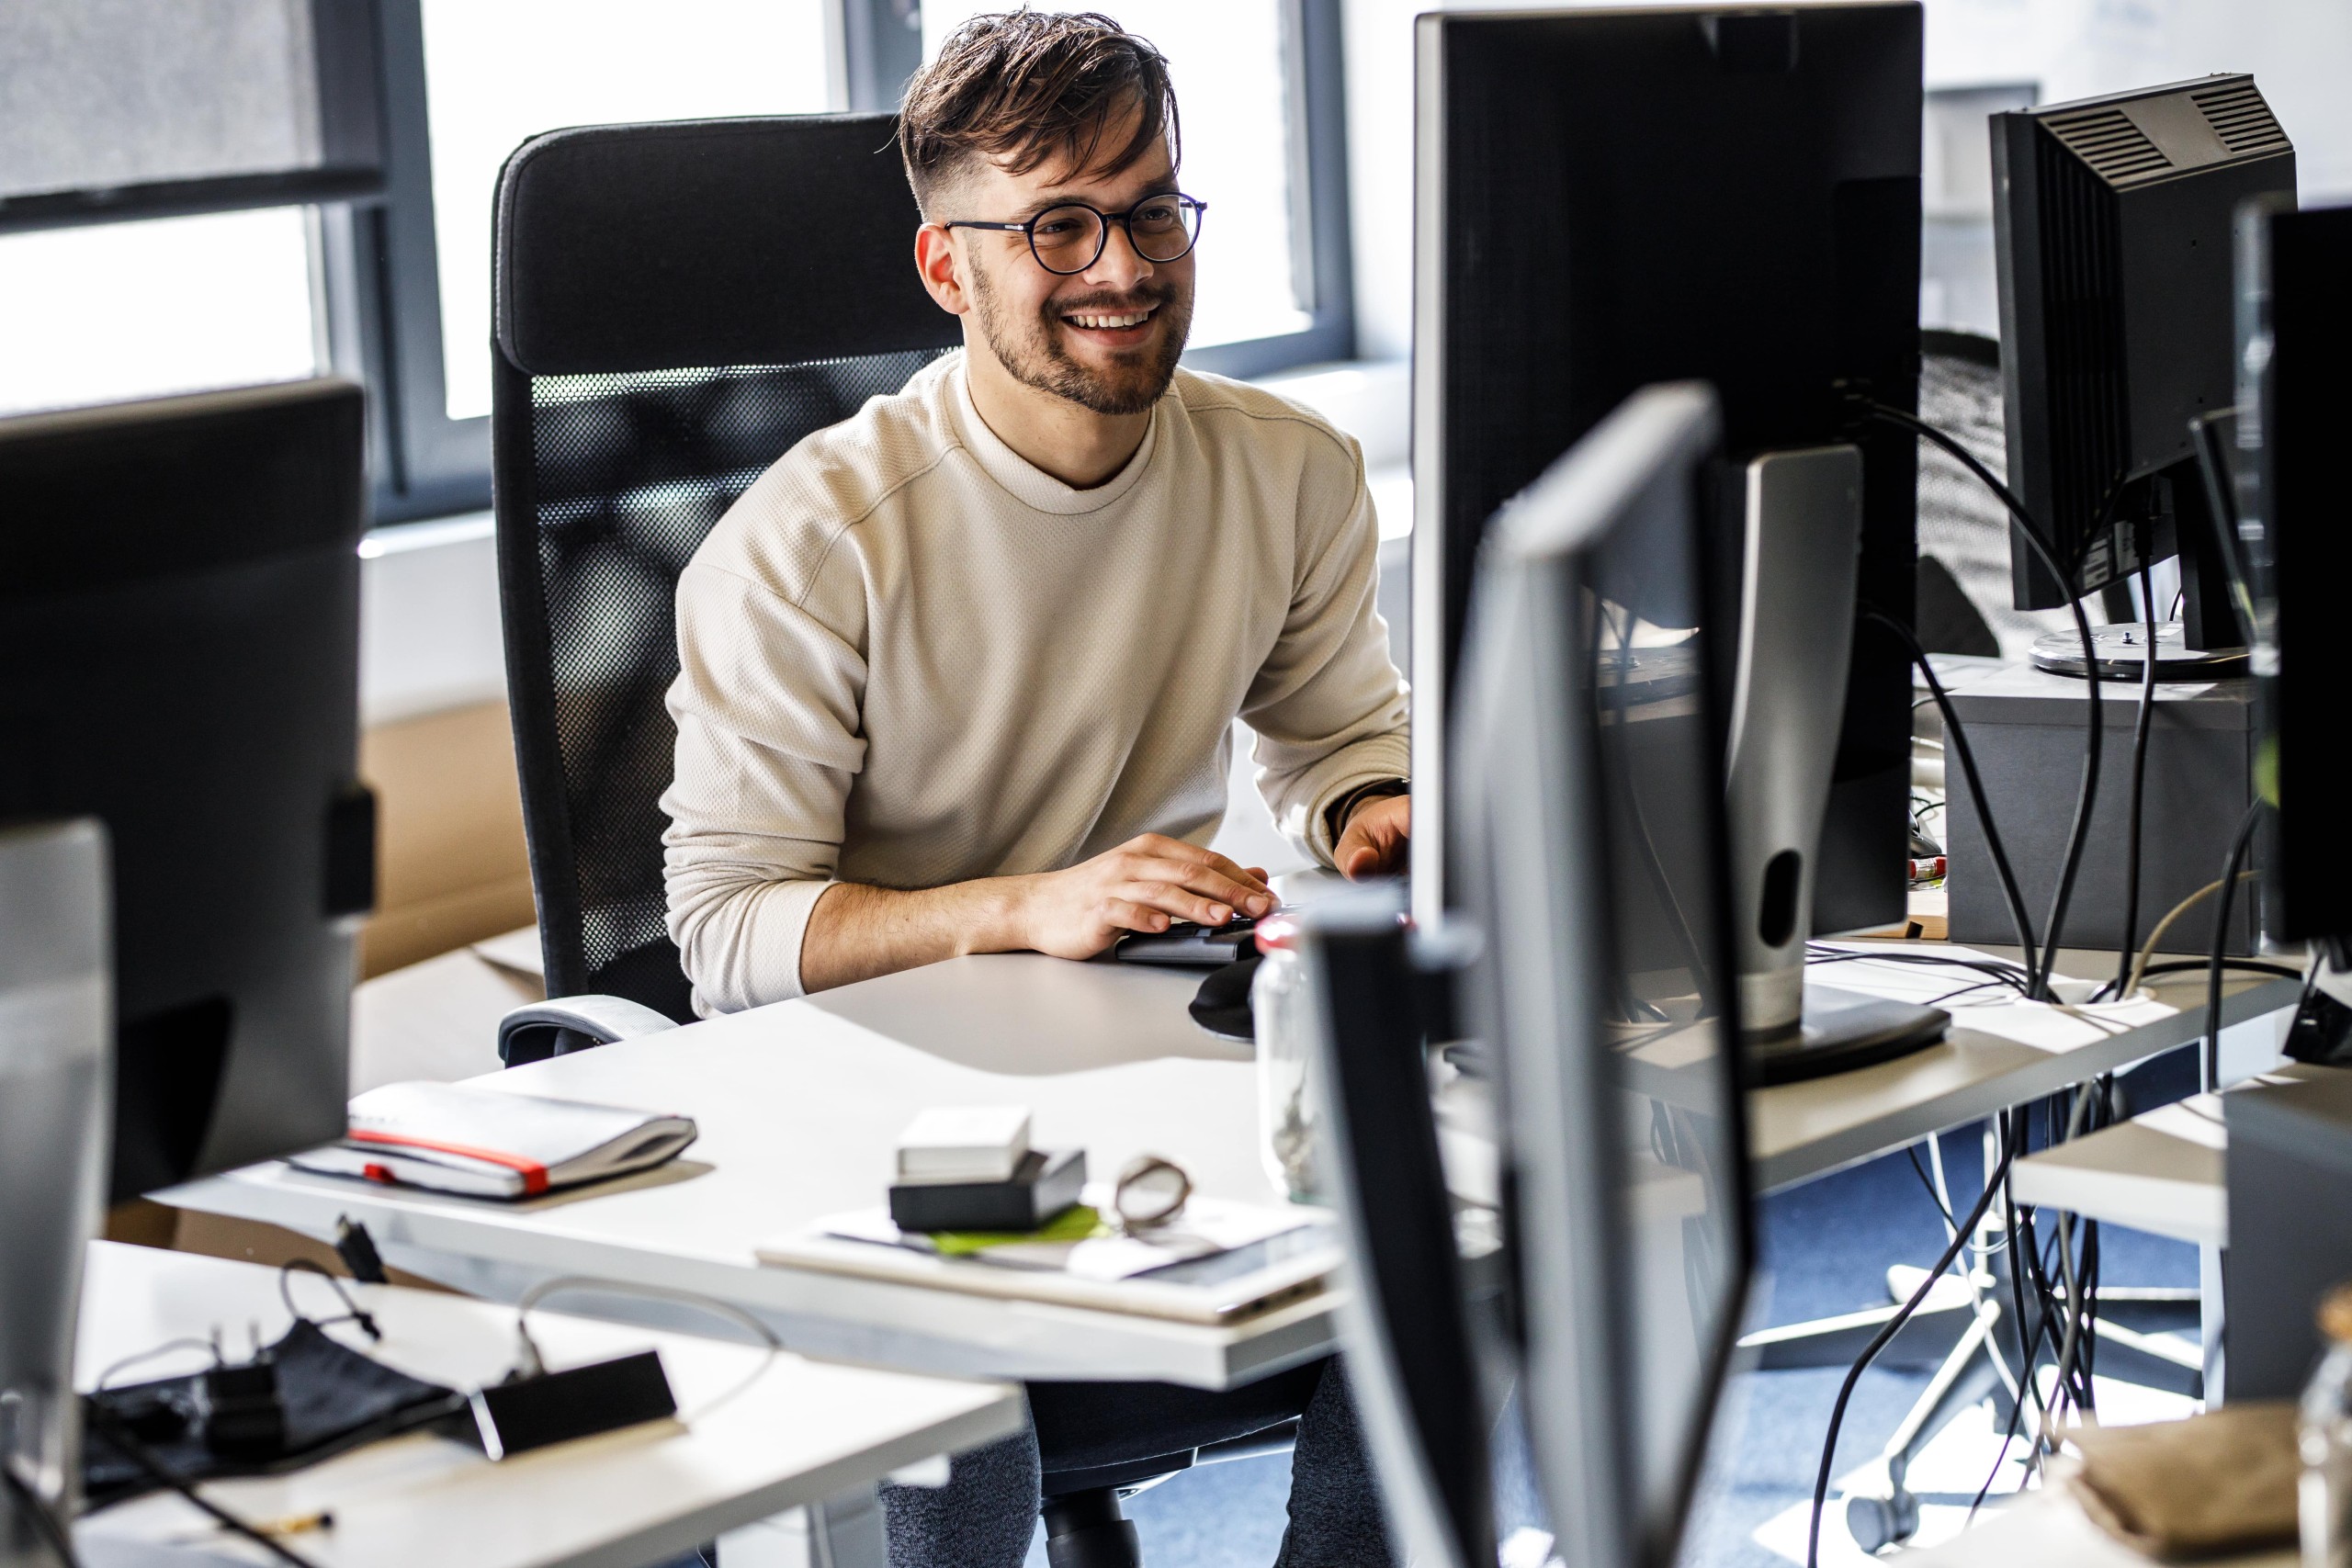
[941,193,1207,276]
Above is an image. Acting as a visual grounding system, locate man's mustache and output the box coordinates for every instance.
[1045,284,1178,316]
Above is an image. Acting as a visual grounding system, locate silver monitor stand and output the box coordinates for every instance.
[1725,447,1946,1084]
[2,819,110,1568]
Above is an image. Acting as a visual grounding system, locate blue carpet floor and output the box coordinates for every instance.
[1044,1122,2198,1568]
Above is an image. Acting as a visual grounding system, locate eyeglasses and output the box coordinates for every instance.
[943,193,1205,276]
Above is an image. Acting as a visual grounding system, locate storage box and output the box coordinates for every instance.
[1940,659,2256,959]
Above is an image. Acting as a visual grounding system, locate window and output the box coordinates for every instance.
[5,0,1351,524]
[416,1,834,423]
[920,0,1349,377]
[0,208,321,418]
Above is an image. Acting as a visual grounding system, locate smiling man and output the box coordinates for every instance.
[658,14,1408,1564]
[657,15,1409,1564]
[659,10,1410,1015]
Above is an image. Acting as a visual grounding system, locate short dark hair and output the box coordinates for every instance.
[898,10,1180,217]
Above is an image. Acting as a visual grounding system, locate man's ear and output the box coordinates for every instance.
[913,224,972,317]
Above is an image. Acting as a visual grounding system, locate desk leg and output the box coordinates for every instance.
[811,1487,888,1568]
[716,1490,888,1568]
[2201,1243,2227,1405]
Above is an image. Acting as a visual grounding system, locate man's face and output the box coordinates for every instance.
[941,117,1194,417]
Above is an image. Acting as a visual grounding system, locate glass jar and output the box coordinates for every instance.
[2301,1285,2352,1568]
[1251,914,1321,1203]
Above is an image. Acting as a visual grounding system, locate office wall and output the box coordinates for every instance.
[358,517,531,977]
[1925,0,2352,198]
[1337,0,2352,360]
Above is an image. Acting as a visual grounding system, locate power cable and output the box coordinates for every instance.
[2206,800,2263,1091]
[79,1404,323,1568]
[1863,607,2039,977]
[2115,551,2160,997]
[1857,403,2102,1000]
[2111,872,2263,999]
[1806,1130,2018,1568]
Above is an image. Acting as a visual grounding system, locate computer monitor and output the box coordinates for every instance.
[1307,384,1753,1568]
[1991,75,2295,676]
[2234,198,2352,950]
[1409,2,1924,944]
[0,820,110,1551]
[0,380,371,1202]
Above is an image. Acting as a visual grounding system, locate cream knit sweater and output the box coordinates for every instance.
[661,353,1409,1013]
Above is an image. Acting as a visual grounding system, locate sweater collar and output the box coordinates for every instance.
[944,354,1163,516]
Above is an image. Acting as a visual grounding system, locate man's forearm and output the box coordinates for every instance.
[797,876,1030,994]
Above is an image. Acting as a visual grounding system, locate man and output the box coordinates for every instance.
[660,11,1408,1565]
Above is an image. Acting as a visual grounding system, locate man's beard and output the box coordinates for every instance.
[967,260,1193,417]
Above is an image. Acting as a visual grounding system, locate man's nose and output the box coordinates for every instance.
[1081,220,1157,292]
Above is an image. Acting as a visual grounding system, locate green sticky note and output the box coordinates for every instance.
[927,1203,1111,1257]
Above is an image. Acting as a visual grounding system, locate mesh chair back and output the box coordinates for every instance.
[492,116,960,1019]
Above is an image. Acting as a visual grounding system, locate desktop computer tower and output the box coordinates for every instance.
[2226,1072,2352,1400]
[1941,665,2257,957]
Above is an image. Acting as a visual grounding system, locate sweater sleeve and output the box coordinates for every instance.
[1238,443,1412,866]
[660,547,867,1014]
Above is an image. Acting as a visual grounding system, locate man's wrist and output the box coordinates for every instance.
[967,874,1034,956]
[1326,778,1410,844]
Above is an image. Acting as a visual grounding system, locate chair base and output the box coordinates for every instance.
[1044,1489,1144,1568]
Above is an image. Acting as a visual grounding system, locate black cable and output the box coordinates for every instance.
[1864,608,2040,979]
[2115,551,2159,996]
[2206,799,2264,1091]
[1804,947,2033,993]
[1905,1143,1958,1232]
[1999,1111,2052,1444]
[2,1462,83,1568]
[1968,1281,2063,1523]
[2080,1216,2103,1408]
[1900,1137,2012,1251]
[1807,1130,2018,1568]
[1861,402,2104,1001]
[2133,958,2302,985]
[80,1404,324,1568]
[279,1258,381,1341]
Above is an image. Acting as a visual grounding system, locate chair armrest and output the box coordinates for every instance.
[498,995,681,1067]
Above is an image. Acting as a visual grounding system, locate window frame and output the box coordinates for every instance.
[15,0,1355,526]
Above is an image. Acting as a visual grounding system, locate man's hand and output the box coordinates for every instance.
[1336,793,1410,880]
[1010,834,1275,960]
[797,835,1272,993]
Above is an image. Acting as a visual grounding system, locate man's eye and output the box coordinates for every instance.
[1134,202,1179,228]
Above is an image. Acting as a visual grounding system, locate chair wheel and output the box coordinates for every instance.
[1845,1489,1919,1553]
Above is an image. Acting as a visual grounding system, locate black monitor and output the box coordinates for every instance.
[2235,199,2352,950]
[0,380,372,1202]
[1310,384,1753,1568]
[1409,2,1924,944]
[1991,75,2295,675]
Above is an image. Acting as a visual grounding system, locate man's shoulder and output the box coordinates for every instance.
[1169,367,1362,474]
[687,353,964,604]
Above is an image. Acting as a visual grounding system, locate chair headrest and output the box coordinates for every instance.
[494,113,964,378]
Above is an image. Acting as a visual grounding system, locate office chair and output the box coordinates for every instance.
[492,113,958,1030]
[489,113,1298,1568]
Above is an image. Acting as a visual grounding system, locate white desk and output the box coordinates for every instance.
[71,1241,1022,1568]
[157,944,2300,1389]
[1903,1486,2293,1568]
[161,956,1328,1390]
[1744,945,2299,1192]
[2009,1064,2344,1248]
